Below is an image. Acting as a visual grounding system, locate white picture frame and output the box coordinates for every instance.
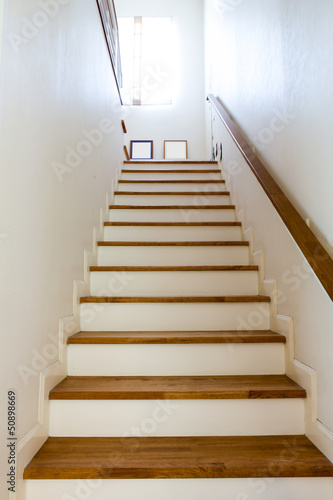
[164,140,188,160]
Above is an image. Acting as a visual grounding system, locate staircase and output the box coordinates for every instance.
[24,160,333,499]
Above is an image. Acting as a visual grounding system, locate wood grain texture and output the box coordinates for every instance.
[208,94,333,301]
[108,205,235,210]
[124,161,218,165]
[24,435,333,479]
[79,296,271,304]
[67,330,286,345]
[104,222,242,227]
[118,180,226,184]
[89,266,258,272]
[122,169,220,174]
[123,146,130,161]
[49,375,306,400]
[114,191,230,196]
[97,241,249,246]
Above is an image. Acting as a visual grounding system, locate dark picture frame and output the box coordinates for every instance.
[130,141,154,160]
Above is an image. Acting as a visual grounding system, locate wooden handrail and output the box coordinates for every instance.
[96,0,122,103]
[123,145,130,161]
[207,94,333,302]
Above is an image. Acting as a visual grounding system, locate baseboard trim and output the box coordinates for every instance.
[17,192,111,499]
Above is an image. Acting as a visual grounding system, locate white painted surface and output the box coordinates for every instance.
[104,225,242,241]
[109,207,235,223]
[49,399,304,437]
[113,193,231,206]
[115,0,206,160]
[124,162,218,170]
[117,181,227,192]
[204,0,333,257]
[90,270,259,296]
[0,0,4,68]
[80,302,271,331]
[68,343,284,376]
[209,101,333,458]
[122,171,223,180]
[97,245,250,266]
[26,477,333,500]
[0,0,122,495]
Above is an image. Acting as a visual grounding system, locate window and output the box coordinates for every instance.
[118,17,174,106]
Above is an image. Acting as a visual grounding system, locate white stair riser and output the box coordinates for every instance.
[90,271,259,297]
[108,208,235,223]
[113,194,231,206]
[68,344,285,376]
[49,399,304,437]
[25,478,333,500]
[80,302,271,331]
[97,246,250,266]
[117,182,226,192]
[123,163,219,170]
[104,226,242,242]
[122,172,223,180]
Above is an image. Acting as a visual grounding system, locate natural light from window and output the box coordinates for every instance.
[118,17,175,106]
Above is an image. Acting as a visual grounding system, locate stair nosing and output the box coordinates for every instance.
[122,169,221,173]
[114,191,230,195]
[104,222,242,226]
[67,330,286,345]
[24,435,333,480]
[124,161,218,164]
[109,205,235,210]
[80,296,271,304]
[89,265,258,272]
[118,180,226,184]
[97,241,249,246]
[49,375,306,401]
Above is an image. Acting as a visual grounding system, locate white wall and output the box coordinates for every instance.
[0,0,122,497]
[0,0,5,129]
[0,0,4,59]
[205,0,333,461]
[204,0,333,256]
[115,0,206,160]
[210,108,333,461]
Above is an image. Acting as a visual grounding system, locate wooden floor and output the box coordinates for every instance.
[67,330,286,345]
[49,375,306,400]
[24,435,333,480]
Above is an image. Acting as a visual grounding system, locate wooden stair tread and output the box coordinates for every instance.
[49,375,306,400]
[104,222,242,226]
[122,169,220,173]
[98,241,249,246]
[109,205,235,210]
[79,296,271,304]
[68,330,286,344]
[124,161,218,164]
[24,435,333,479]
[118,180,226,184]
[89,265,258,272]
[114,191,230,195]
